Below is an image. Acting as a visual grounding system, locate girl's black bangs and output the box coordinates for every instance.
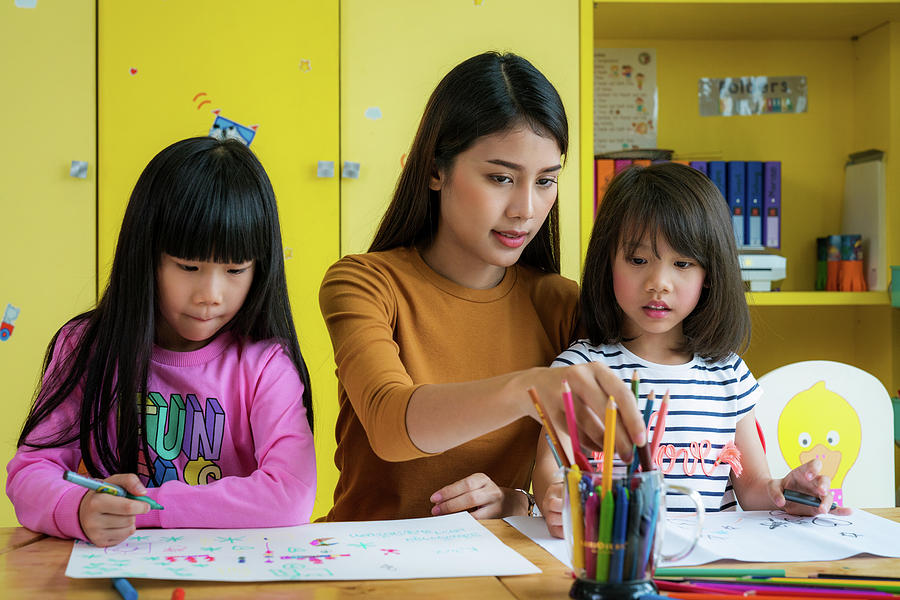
[154,163,269,265]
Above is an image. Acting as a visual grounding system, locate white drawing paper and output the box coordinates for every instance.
[66,512,540,581]
[507,510,900,569]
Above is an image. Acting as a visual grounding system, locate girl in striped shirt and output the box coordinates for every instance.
[535,162,850,538]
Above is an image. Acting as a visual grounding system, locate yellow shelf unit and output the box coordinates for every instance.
[588,0,900,392]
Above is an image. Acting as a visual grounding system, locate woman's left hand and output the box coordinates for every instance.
[430,473,526,519]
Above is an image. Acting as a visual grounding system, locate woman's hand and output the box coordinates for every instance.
[539,481,565,538]
[522,363,646,461]
[769,458,852,516]
[430,473,527,519]
[77,473,150,547]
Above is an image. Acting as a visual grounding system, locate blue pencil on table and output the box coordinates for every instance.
[63,471,164,510]
[112,577,138,600]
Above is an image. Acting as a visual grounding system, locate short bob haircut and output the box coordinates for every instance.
[580,162,750,362]
[20,136,312,482]
[369,51,568,274]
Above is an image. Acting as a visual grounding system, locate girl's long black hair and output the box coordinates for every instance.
[18,136,313,481]
[369,51,569,274]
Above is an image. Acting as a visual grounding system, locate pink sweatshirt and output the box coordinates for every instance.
[6,324,315,540]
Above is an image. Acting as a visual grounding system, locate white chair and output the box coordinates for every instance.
[755,360,895,508]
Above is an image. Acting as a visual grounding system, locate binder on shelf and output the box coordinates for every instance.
[707,161,727,202]
[595,159,615,216]
[763,161,781,248]
[632,159,652,167]
[726,161,746,247]
[689,161,708,175]
[745,161,763,247]
[613,159,632,174]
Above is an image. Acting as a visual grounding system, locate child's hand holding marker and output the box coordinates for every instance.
[771,458,852,516]
[67,472,157,547]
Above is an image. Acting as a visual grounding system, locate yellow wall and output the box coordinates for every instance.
[340,0,583,281]
[0,0,97,527]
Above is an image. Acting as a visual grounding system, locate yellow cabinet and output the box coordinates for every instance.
[590,1,900,392]
[98,0,340,518]
[0,1,97,528]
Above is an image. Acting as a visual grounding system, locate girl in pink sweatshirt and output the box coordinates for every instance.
[7,136,316,547]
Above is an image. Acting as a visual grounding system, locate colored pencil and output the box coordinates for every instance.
[601,397,617,496]
[562,380,593,471]
[655,567,785,578]
[566,463,584,571]
[528,387,570,469]
[626,371,643,478]
[543,432,563,468]
[649,390,669,462]
[813,574,900,582]
[608,483,629,583]
[583,490,600,579]
[595,487,614,582]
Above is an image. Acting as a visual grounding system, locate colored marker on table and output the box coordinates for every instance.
[63,471,164,510]
[783,488,838,511]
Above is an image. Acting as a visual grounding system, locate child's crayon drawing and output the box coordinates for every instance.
[66,512,539,581]
[662,510,900,567]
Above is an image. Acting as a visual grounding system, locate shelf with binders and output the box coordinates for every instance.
[587,1,900,393]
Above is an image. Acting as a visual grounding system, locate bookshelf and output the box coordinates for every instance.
[586,1,899,395]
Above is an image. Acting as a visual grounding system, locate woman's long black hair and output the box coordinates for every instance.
[369,51,569,274]
[18,136,313,482]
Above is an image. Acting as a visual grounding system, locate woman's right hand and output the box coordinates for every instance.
[521,363,647,462]
[77,473,150,547]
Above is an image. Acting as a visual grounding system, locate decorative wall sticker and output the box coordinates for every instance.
[298,59,311,72]
[364,107,382,120]
[129,68,138,75]
[193,92,212,110]
[15,0,37,8]
[208,115,256,147]
[1,304,20,341]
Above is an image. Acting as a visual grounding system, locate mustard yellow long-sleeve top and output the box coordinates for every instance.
[320,247,579,521]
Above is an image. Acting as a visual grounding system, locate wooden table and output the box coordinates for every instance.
[1,509,898,598]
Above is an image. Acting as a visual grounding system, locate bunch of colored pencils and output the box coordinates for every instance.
[645,568,900,599]
[527,374,672,584]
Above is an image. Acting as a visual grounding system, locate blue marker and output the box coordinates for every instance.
[112,577,138,600]
[63,471,164,510]
[608,483,629,583]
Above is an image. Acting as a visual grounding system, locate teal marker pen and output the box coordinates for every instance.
[63,470,164,510]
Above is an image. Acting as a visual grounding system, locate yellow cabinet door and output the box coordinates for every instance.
[0,0,97,527]
[340,0,583,280]
[99,1,340,519]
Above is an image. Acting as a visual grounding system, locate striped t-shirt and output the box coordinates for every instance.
[552,341,762,513]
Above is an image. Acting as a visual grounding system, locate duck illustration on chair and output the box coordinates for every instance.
[777,381,862,507]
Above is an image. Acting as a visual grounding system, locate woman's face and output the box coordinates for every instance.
[423,126,562,289]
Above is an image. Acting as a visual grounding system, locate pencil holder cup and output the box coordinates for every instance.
[561,466,705,600]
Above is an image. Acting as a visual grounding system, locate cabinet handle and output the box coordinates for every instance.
[316,161,335,178]
[341,161,361,179]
